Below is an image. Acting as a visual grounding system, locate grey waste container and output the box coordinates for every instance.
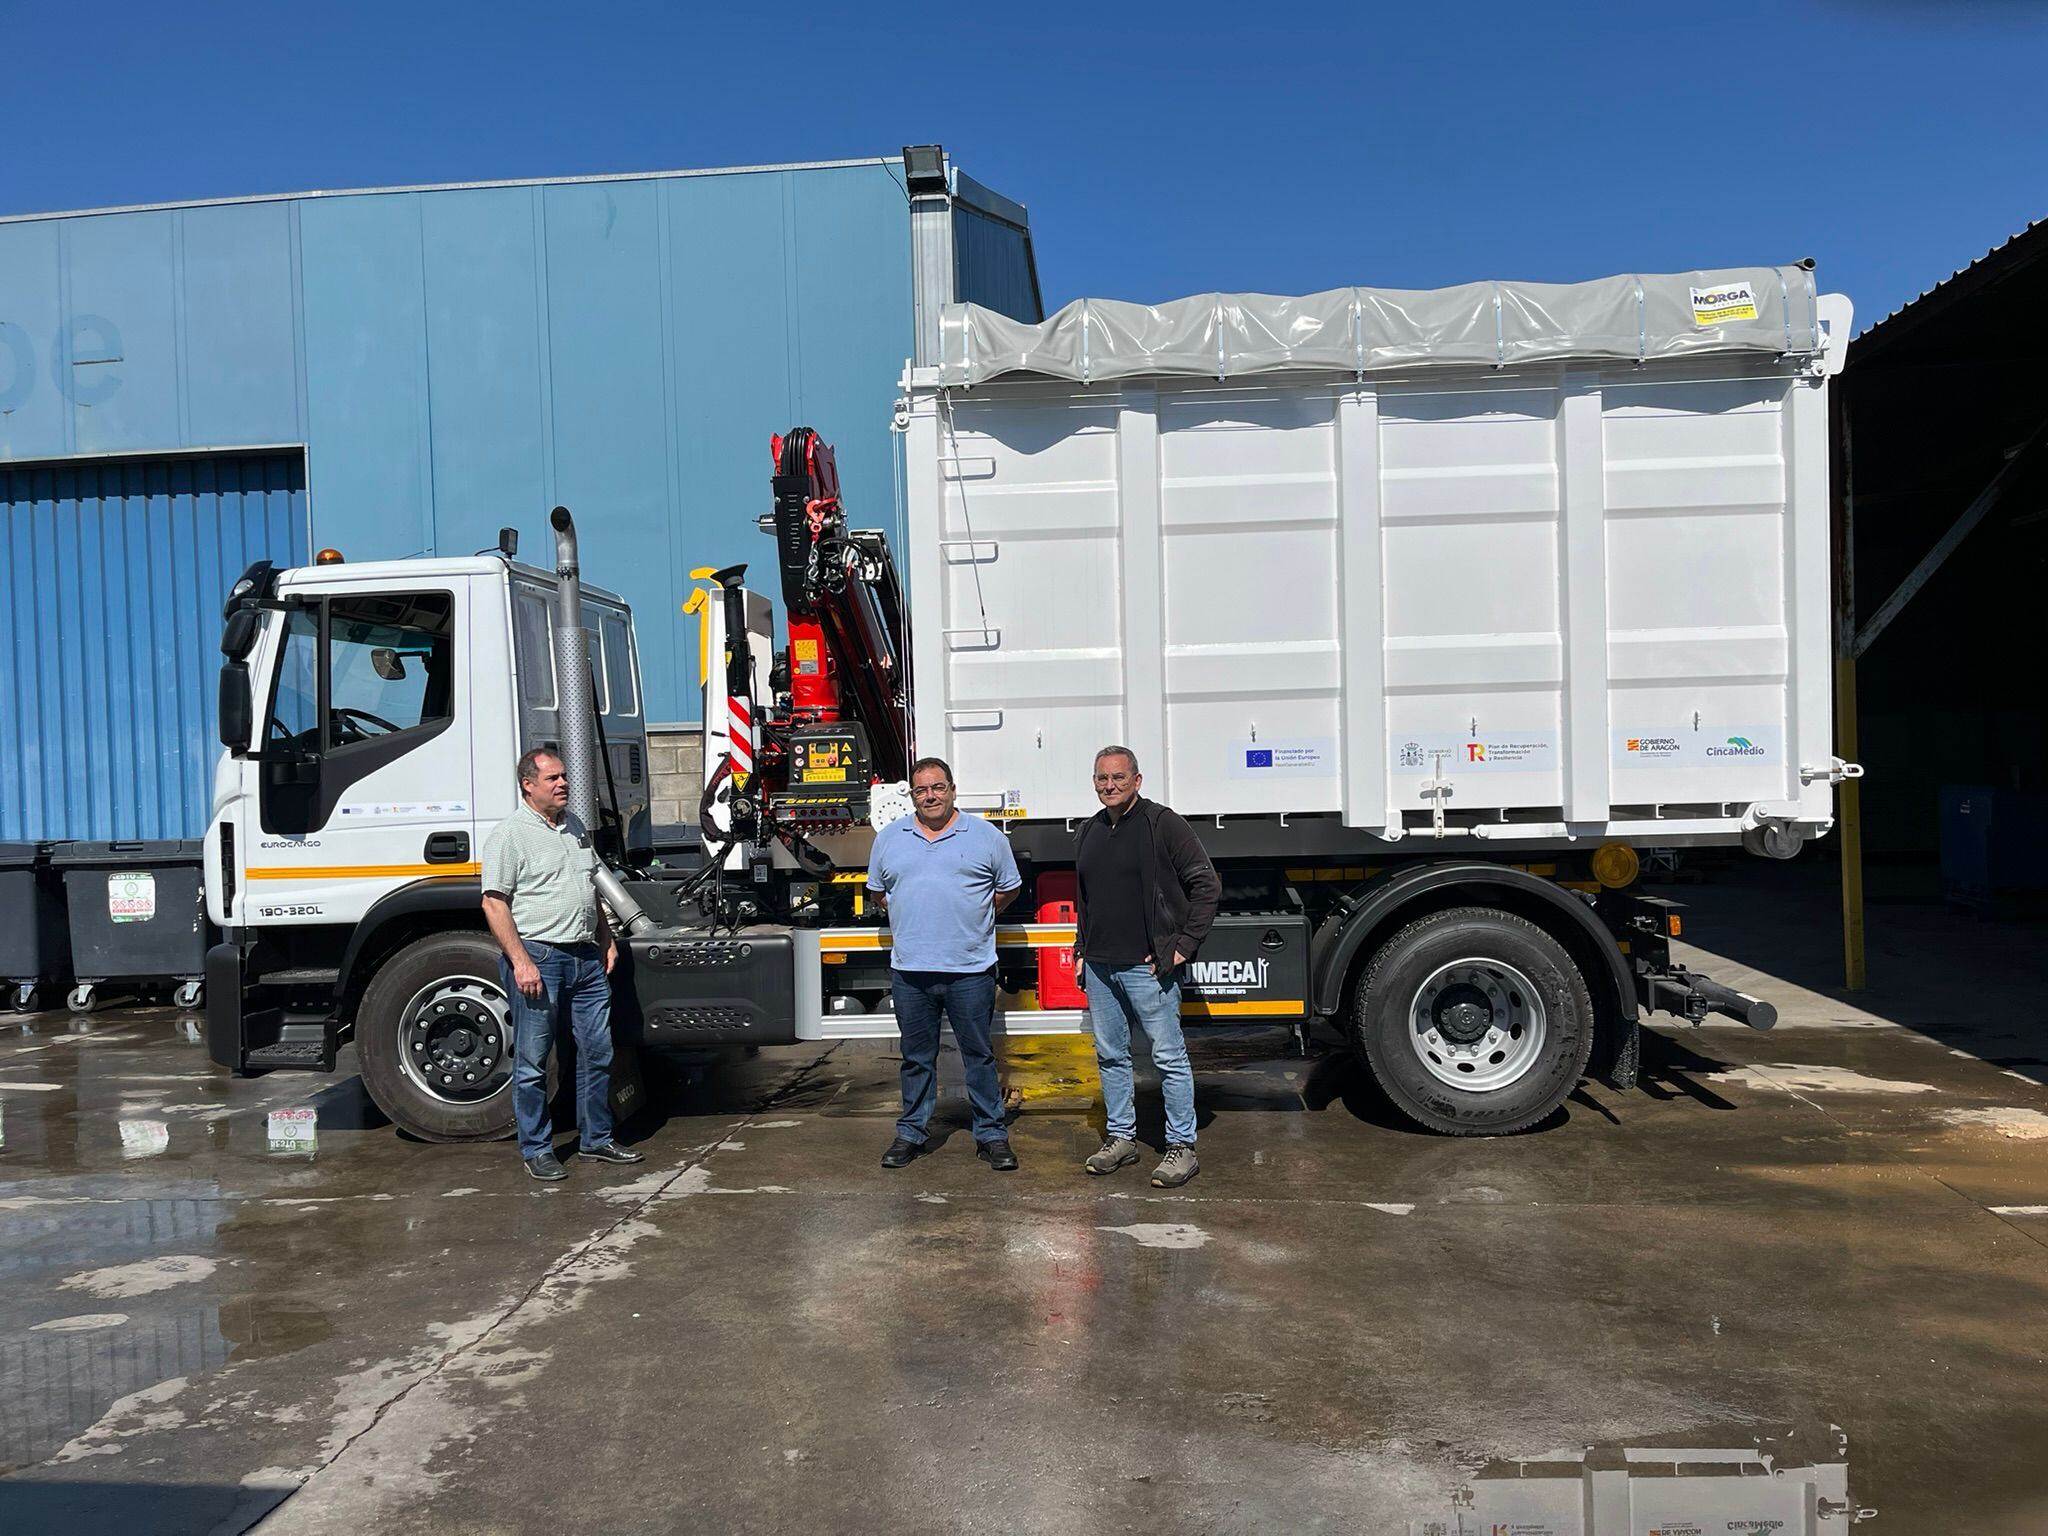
[60,840,209,1013]
[0,841,72,1012]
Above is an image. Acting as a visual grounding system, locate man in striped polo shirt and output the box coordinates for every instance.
[481,749,645,1180]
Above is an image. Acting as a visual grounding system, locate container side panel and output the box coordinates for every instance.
[300,194,434,560]
[1380,379,1565,811]
[1159,386,1341,814]
[0,221,69,459]
[63,212,181,455]
[0,452,306,841]
[933,388,1124,820]
[178,201,301,448]
[1603,371,1794,808]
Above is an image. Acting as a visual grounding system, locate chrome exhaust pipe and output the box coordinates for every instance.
[549,506,653,936]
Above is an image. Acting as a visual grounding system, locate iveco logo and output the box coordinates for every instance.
[1187,959,1270,989]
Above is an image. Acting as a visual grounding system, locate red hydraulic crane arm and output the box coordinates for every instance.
[767,429,910,785]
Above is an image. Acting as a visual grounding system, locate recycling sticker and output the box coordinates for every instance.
[107,872,157,923]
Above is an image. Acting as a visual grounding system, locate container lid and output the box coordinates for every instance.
[937,265,1831,387]
[0,841,43,868]
[59,839,205,865]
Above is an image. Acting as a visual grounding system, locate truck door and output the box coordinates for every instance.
[246,581,477,926]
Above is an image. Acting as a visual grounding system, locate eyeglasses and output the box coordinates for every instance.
[911,784,951,797]
[1093,772,1134,785]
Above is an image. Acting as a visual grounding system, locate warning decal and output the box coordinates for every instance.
[108,873,157,924]
[1691,280,1759,326]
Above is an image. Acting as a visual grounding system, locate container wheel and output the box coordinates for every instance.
[356,931,524,1143]
[173,980,203,1011]
[1350,906,1594,1136]
[13,984,40,1013]
[67,984,97,1014]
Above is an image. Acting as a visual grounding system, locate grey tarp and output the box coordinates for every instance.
[937,266,1823,386]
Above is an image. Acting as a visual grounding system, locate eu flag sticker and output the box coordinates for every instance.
[1245,749,1273,768]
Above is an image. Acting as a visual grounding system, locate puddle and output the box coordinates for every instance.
[219,1296,336,1362]
[1710,1064,1937,1096]
[1940,1107,2048,1140]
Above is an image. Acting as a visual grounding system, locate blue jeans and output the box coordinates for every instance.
[1084,960,1196,1147]
[503,940,614,1160]
[891,968,1005,1145]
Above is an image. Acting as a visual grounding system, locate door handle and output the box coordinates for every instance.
[425,831,471,864]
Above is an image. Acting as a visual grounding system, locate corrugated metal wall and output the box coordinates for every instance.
[0,453,307,841]
[0,162,982,725]
[954,207,1040,322]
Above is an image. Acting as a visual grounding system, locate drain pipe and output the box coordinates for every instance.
[549,506,654,936]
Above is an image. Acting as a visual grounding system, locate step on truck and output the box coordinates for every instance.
[205,264,1858,1139]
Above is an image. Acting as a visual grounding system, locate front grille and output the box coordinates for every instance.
[221,821,238,920]
[646,1007,755,1034]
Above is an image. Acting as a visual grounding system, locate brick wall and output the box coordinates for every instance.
[647,726,705,830]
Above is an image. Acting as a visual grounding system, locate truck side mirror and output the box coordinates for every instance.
[219,662,253,753]
[370,648,408,682]
[222,607,261,660]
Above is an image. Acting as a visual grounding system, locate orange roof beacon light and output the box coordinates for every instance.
[315,548,346,565]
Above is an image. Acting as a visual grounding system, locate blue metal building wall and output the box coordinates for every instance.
[0,453,307,841]
[0,158,1039,838]
[0,163,929,726]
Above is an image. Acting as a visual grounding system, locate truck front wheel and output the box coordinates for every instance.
[356,931,522,1142]
[1351,907,1594,1136]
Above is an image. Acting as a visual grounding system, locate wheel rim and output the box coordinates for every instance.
[1407,957,1548,1092]
[396,973,513,1106]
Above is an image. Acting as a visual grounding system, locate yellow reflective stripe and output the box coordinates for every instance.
[819,925,1078,953]
[244,862,481,881]
[1180,999,1306,1017]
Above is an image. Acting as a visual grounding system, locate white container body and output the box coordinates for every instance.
[902,302,1850,851]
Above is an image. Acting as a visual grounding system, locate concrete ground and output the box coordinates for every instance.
[2,861,2045,1533]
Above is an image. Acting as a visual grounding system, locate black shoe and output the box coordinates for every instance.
[580,1141,644,1165]
[525,1151,567,1181]
[881,1136,928,1169]
[976,1138,1019,1172]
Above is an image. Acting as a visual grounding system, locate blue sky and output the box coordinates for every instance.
[8,1,2045,332]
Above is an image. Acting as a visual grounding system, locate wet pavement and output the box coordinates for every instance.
[2,862,2046,1533]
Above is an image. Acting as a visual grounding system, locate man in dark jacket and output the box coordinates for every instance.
[1073,745,1220,1187]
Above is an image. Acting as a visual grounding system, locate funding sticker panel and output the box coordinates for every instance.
[1611,725,1783,768]
[1391,733,1560,775]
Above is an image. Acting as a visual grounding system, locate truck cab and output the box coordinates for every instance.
[204,545,650,1137]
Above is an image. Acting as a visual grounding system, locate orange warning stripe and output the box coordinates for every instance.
[244,862,482,881]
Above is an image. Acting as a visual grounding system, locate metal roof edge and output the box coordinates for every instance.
[1851,217,2048,358]
[950,169,1029,231]
[0,156,895,226]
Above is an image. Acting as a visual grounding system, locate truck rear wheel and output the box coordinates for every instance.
[356,931,522,1143]
[1351,906,1593,1136]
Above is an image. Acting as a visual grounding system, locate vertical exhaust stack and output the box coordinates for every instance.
[548,506,654,936]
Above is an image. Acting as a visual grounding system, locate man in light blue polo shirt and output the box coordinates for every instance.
[867,756,1022,1171]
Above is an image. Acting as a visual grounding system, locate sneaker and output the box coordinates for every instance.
[1084,1136,1141,1176]
[525,1151,568,1182]
[976,1137,1019,1172]
[580,1142,644,1165]
[1151,1146,1199,1189]
[881,1135,928,1169]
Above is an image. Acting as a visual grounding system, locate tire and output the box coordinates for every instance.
[1350,906,1594,1136]
[356,931,525,1143]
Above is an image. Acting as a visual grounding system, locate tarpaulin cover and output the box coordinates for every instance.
[937,266,1822,386]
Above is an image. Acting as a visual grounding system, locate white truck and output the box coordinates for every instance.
[205,264,1855,1141]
